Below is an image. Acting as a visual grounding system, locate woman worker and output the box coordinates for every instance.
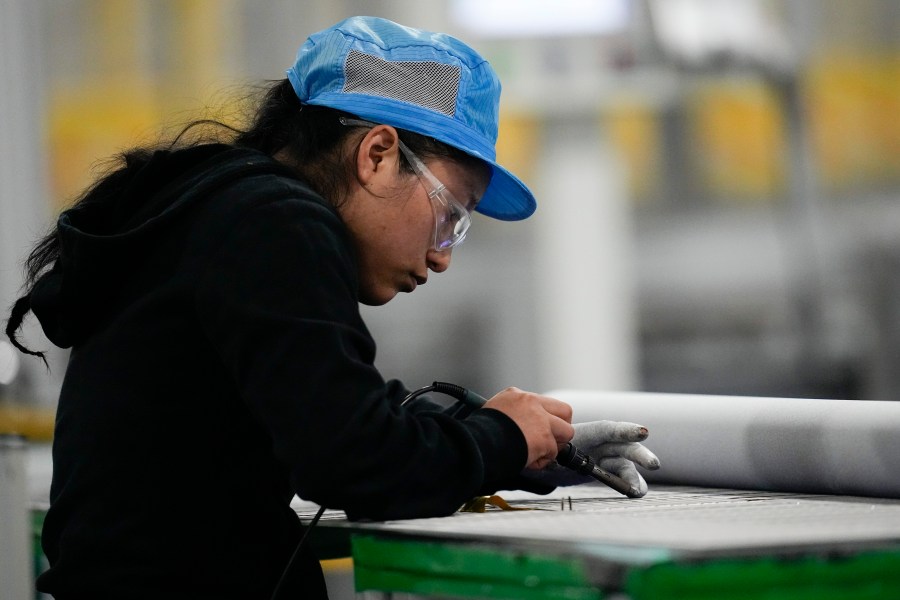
[5,16,658,600]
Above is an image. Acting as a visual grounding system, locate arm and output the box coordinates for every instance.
[194,196,529,520]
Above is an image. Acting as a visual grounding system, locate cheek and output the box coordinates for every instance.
[412,211,434,249]
[389,195,434,252]
[353,192,434,278]
[411,195,436,247]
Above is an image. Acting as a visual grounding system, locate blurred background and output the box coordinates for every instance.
[5,0,898,413]
[1,0,900,422]
[1,0,898,596]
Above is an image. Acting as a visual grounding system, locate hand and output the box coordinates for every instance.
[524,420,660,497]
[483,388,574,470]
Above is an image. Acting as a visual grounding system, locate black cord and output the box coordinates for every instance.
[401,381,474,407]
[400,383,437,407]
[269,504,327,600]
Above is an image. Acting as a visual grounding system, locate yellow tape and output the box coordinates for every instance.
[459,495,533,513]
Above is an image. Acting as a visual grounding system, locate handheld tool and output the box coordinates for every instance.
[402,382,642,498]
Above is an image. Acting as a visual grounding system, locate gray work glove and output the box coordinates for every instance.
[524,420,660,497]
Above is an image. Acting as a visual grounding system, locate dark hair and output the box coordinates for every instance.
[5,78,484,361]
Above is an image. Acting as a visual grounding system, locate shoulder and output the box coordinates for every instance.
[183,146,338,221]
[180,150,361,295]
[182,147,350,253]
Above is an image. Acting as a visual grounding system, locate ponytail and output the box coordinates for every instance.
[5,295,48,367]
[5,78,478,360]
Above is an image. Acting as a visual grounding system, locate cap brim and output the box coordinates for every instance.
[476,163,536,221]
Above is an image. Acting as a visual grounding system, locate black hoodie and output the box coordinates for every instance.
[31,144,534,599]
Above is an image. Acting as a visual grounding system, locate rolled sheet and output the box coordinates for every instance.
[548,390,900,499]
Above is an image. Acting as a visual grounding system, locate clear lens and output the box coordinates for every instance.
[430,188,471,250]
[396,140,472,252]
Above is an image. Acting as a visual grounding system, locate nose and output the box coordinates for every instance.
[427,248,452,273]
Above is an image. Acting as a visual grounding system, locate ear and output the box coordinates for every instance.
[355,124,402,186]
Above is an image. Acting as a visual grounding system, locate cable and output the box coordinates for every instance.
[273,385,443,599]
[271,383,444,599]
[269,505,326,600]
[400,383,437,406]
[273,380,638,598]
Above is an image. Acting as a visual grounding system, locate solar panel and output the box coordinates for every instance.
[298,484,900,558]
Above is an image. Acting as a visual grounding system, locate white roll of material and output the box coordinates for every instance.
[549,390,900,499]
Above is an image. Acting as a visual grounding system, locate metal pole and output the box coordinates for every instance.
[534,114,637,391]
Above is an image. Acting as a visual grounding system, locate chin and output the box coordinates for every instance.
[359,289,398,306]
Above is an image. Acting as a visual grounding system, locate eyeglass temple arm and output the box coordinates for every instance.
[339,117,447,195]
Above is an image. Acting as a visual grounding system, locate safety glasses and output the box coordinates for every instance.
[340,117,472,251]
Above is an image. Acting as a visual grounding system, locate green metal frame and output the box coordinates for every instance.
[352,534,900,600]
[353,536,599,600]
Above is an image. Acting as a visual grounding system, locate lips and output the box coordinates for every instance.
[403,273,427,293]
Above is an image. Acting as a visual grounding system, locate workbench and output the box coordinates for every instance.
[298,483,900,600]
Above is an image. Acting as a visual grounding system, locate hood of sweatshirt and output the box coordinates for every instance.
[30,144,296,348]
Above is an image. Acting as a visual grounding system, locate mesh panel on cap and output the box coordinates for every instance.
[342,49,461,116]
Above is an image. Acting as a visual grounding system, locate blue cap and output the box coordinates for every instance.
[286,16,536,221]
